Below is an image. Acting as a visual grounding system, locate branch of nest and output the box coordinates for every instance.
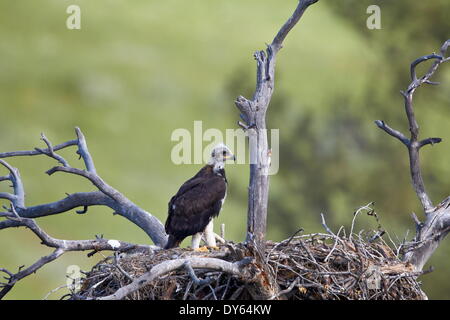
[97,256,253,300]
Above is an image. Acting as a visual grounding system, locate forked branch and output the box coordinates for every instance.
[98,257,253,300]
[0,215,157,299]
[375,39,450,270]
[0,127,167,246]
[375,40,449,213]
[0,127,168,298]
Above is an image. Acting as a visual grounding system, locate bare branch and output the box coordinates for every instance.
[0,268,13,277]
[0,192,15,203]
[0,127,167,296]
[409,54,442,85]
[113,252,134,282]
[0,219,22,229]
[440,39,450,57]
[418,137,442,149]
[34,133,70,167]
[411,212,422,228]
[4,216,156,253]
[46,166,114,197]
[0,216,157,299]
[75,127,96,174]
[214,232,226,244]
[320,213,336,237]
[0,160,25,209]
[374,120,410,146]
[98,257,253,300]
[376,40,450,213]
[271,0,319,52]
[404,197,450,271]
[376,39,450,271]
[0,192,111,222]
[220,223,226,239]
[184,261,212,286]
[0,248,64,299]
[0,128,168,247]
[408,145,433,212]
[268,277,299,300]
[0,140,78,159]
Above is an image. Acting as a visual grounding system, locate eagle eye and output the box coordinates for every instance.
[222,150,227,156]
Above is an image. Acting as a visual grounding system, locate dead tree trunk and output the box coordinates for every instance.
[375,39,450,271]
[236,0,318,248]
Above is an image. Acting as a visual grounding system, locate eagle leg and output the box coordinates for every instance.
[191,232,203,249]
[204,220,217,247]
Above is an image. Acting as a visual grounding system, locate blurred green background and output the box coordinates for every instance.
[0,0,449,299]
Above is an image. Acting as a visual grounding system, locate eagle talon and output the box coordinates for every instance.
[194,246,209,252]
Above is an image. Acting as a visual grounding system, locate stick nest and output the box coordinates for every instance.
[74,231,426,300]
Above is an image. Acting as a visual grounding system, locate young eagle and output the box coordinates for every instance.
[164,143,235,249]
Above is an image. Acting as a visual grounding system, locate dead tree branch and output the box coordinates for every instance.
[0,127,167,247]
[375,39,450,271]
[0,216,156,299]
[0,127,169,298]
[98,257,253,300]
[235,0,318,248]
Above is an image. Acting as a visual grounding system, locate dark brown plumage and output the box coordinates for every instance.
[164,164,227,249]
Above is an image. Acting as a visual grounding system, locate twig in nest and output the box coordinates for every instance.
[43,284,70,300]
[114,253,133,282]
[269,278,299,300]
[184,261,212,286]
[321,213,336,237]
[324,226,344,262]
[369,230,386,243]
[350,202,375,242]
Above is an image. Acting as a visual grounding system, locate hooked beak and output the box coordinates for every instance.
[225,154,236,162]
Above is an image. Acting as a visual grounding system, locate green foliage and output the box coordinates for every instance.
[0,0,449,299]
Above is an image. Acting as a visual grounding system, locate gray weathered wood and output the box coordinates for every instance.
[0,216,157,299]
[99,257,253,300]
[0,128,168,247]
[235,0,319,247]
[403,197,450,271]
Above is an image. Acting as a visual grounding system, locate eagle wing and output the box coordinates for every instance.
[165,174,226,239]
